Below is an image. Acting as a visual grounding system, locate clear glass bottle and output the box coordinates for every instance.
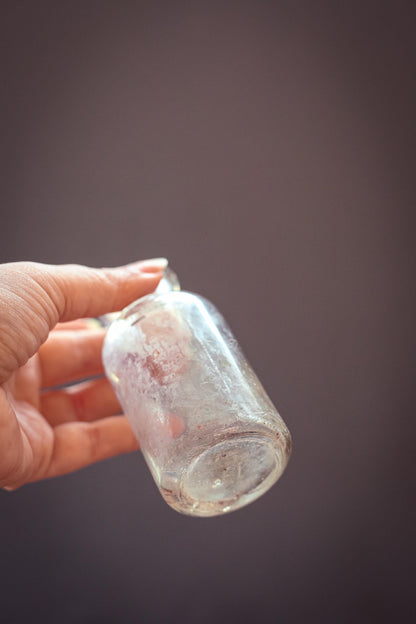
[102,269,292,517]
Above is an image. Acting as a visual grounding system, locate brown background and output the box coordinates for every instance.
[0,2,415,623]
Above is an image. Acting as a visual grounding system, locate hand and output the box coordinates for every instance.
[0,259,166,490]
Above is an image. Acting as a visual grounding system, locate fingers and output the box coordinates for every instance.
[48,258,168,322]
[54,319,100,331]
[0,258,166,384]
[38,328,106,388]
[0,388,26,488]
[41,416,139,481]
[155,413,185,439]
[40,378,121,426]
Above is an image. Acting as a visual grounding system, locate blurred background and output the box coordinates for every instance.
[0,1,415,623]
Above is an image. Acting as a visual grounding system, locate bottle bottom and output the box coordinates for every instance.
[160,433,286,517]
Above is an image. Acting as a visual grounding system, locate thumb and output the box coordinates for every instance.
[0,258,166,384]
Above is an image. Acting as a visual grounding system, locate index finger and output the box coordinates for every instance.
[49,258,168,322]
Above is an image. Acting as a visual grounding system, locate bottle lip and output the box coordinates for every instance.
[154,266,181,295]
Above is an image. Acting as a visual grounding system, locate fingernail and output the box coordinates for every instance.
[85,318,105,330]
[128,258,168,273]
[141,257,169,271]
[97,313,118,328]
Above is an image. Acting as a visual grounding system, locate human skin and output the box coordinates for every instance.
[0,259,166,490]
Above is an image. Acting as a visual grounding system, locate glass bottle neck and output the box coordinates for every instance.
[155,266,181,294]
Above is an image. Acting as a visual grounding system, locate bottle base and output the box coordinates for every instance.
[161,433,287,517]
